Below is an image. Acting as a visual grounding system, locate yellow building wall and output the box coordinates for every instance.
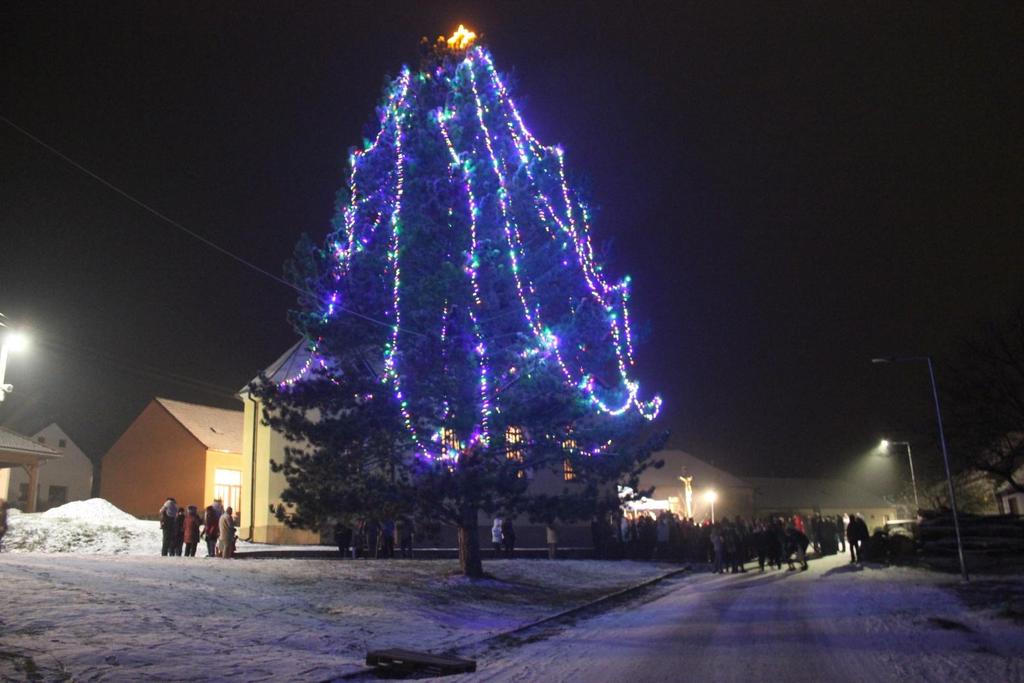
[203,449,243,513]
[239,396,320,545]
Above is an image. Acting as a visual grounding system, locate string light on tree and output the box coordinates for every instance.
[283,26,662,460]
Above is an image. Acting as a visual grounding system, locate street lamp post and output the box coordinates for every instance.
[872,355,968,581]
[880,439,920,513]
[0,330,29,402]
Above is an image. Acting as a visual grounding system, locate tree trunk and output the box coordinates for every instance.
[457,505,484,578]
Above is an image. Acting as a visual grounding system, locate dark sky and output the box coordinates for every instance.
[2,2,1022,484]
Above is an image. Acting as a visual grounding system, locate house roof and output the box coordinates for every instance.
[746,477,892,511]
[640,450,751,494]
[239,339,314,394]
[154,398,243,453]
[0,427,61,459]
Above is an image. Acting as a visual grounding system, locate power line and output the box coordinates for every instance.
[0,115,424,337]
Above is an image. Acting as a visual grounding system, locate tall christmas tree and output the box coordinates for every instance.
[255,27,664,576]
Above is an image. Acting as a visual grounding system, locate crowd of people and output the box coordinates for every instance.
[157,497,237,558]
[591,510,875,572]
[332,517,416,559]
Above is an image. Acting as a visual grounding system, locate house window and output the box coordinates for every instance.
[440,427,459,460]
[37,436,45,444]
[17,483,29,505]
[506,426,526,478]
[562,434,578,482]
[48,485,68,506]
[58,439,67,449]
[214,468,242,513]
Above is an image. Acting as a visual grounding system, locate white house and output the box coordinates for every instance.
[1,423,92,511]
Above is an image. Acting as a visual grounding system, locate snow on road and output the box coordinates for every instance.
[0,552,676,681]
[469,553,1024,682]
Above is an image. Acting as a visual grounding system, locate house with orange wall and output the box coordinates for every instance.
[101,398,243,518]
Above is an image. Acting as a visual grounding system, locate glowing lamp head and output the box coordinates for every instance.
[879,439,890,452]
[704,489,718,504]
[447,24,477,50]
[4,331,29,353]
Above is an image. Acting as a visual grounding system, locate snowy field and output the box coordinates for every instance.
[0,500,677,681]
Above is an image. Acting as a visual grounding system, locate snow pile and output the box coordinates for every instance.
[4,498,160,555]
[41,498,140,523]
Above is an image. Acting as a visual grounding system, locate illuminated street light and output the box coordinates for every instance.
[872,355,967,581]
[880,439,920,514]
[0,329,30,402]
[704,489,718,523]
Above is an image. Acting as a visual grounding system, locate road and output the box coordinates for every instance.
[471,553,1024,682]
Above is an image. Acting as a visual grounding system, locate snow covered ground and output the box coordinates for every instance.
[467,553,1024,682]
[0,500,678,681]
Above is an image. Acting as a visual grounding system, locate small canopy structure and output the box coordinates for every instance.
[0,426,61,512]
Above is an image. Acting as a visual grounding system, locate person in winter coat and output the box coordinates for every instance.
[785,526,810,571]
[172,508,186,556]
[333,521,352,558]
[847,513,869,563]
[181,505,201,557]
[501,517,516,558]
[710,525,725,573]
[159,497,178,556]
[491,518,503,556]
[396,517,414,558]
[546,524,559,560]
[0,498,8,551]
[218,506,236,559]
[380,519,395,558]
[202,504,220,557]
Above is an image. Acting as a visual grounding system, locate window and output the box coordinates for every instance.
[214,468,242,513]
[563,458,576,481]
[17,483,29,505]
[48,485,68,506]
[440,427,459,460]
[562,434,578,482]
[506,426,526,478]
[58,439,67,449]
[36,436,45,444]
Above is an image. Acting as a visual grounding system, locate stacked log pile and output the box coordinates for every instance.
[918,511,1024,573]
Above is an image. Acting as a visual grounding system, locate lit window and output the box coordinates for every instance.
[562,434,578,481]
[214,468,242,513]
[441,427,459,460]
[506,426,525,478]
[563,458,577,481]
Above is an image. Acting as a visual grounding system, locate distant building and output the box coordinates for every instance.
[633,450,754,521]
[747,477,899,531]
[0,427,61,512]
[100,398,243,518]
[0,423,92,511]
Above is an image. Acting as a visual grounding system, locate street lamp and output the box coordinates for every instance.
[880,439,920,514]
[872,355,968,581]
[0,330,30,402]
[704,489,718,524]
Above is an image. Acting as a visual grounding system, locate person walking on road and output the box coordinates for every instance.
[847,513,869,563]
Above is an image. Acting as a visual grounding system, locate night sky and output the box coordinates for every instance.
[3,2,1022,485]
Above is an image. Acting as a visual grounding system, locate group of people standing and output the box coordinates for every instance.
[333,517,415,559]
[594,510,876,572]
[158,497,237,558]
[490,517,518,558]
